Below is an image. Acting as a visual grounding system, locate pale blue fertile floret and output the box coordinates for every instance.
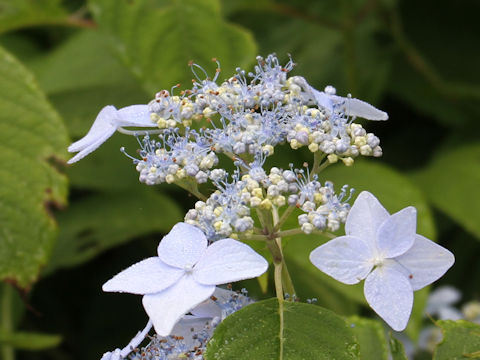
[67,105,154,164]
[310,191,454,331]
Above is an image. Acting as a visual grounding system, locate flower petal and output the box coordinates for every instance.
[310,235,374,284]
[190,287,232,318]
[330,94,389,120]
[157,223,208,269]
[102,257,183,295]
[345,191,390,250]
[67,129,116,164]
[193,239,268,285]
[142,275,215,336]
[117,105,154,127]
[388,235,454,291]
[310,88,334,112]
[377,206,417,258]
[364,266,413,331]
[68,105,117,153]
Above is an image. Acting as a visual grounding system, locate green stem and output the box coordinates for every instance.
[275,228,305,238]
[311,152,326,175]
[272,208,296,298]
[1,284,14,360]
[117,127,164,136]
[237,234,268,241]
[315,159,332,174]
[272,206,296,233]
[176,180,207,201]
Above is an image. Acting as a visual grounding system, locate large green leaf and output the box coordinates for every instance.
[28,29,149,137]
[348,316,389,360]
[0,331,61,350]
[0,46,68,288]
[411,143,480,240]
[205,298,359,360]
[389,333,408,360]
[89,0,257,94]
[0,0,68,34]
[44,188,182,274]
[433,320,480,360]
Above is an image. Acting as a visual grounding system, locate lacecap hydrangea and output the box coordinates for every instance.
[67,54,453,360]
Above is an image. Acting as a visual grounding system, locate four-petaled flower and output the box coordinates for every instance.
[67,105,154,164]
[310,191,454,331]
[103,222,268,336]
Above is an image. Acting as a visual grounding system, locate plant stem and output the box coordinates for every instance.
[311,152,325,175]
[1,284,14,360]
[272,207,296,298]
[315,159,332,174]
[237,234,268,241]
[176,180,207,201]
[275,228,304,238]
[272,206,296,233]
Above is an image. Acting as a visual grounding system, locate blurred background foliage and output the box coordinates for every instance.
[0,0,478,359]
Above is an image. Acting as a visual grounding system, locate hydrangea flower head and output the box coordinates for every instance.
[309,191,454,331]
[103,222,268,336]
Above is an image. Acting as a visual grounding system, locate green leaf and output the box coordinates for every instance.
[44,188,182,274]
[27,29,149,137]
[411,143,480,240]
[0,0,68,34]
[347,316,389,359]
[205,298,359,360]
[433,320,480,360]
[28,29,144,96]
[0,46,68,288]
[0,330,61,350]
[89,0,258,94]
[388,333,408,360]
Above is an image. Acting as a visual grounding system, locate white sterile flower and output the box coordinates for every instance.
[309,191,454,331]
[292,76,388,120]
[67,104,154,164]
[102,222,268,336]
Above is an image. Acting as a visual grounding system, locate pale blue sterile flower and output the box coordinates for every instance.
[102,222,268,336]
[67,105,154,164]
[309,191,454,331]
[425,285,463,320]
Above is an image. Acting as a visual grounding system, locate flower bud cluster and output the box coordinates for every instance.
[128,129,218,185]
[297,181,353,233]
[184,160,354,239]
[129,54,384,186]
[185,170,254,240]
[129,289,251,360]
